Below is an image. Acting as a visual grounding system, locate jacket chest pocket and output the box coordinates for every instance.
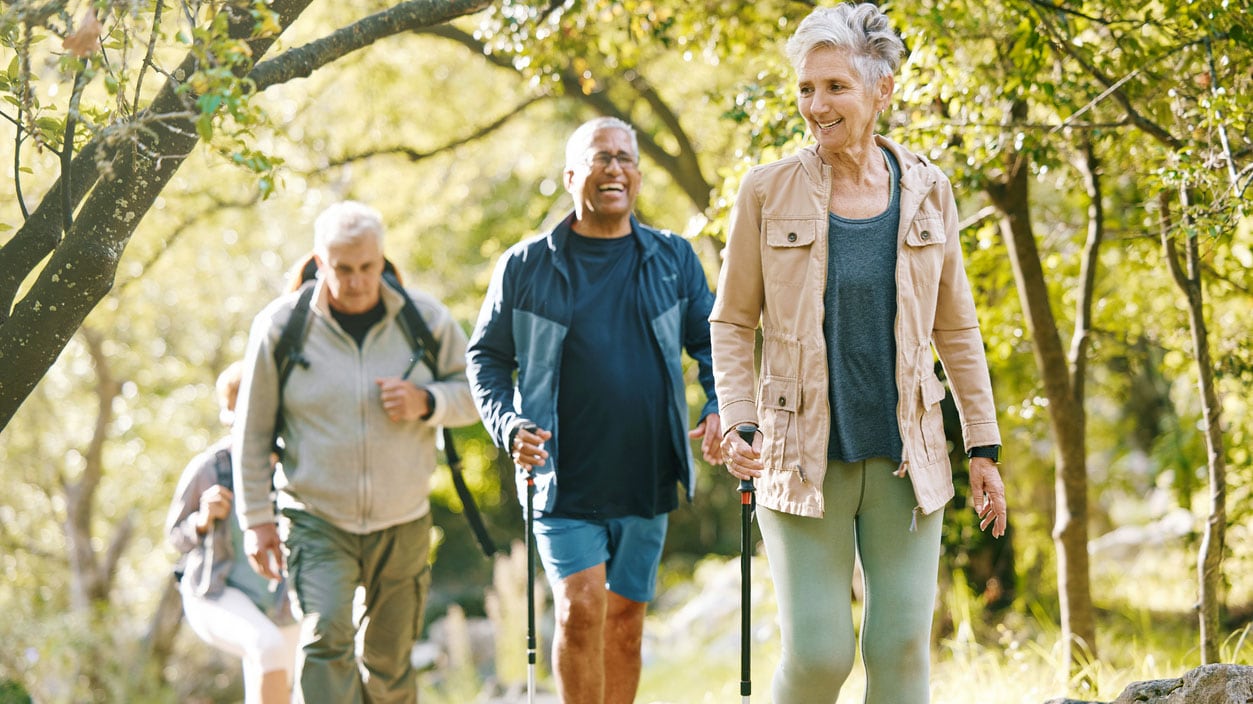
[763,219,818,289]
[901,216,946,286]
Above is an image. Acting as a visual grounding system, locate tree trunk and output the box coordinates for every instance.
[144,577,186,687]
[0,0,495,430]
[986,104,1097,674]
[1158,190,1228,663]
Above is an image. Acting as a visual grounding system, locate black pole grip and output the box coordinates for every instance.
[736,424,757,494]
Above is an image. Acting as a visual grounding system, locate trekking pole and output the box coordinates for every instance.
[520,423,539,704]
[736,424,758,703]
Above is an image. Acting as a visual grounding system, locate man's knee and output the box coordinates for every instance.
[604,593,646,651]
[554,569,607,634]
[299,605,355,657]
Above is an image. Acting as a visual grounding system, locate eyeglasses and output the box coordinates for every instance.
[586,151,639,170]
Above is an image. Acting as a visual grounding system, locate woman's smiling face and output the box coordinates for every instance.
[796,45,892,157]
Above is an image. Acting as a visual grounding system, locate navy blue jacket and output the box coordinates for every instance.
[467,213,718,513]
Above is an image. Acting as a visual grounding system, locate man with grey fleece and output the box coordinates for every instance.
[232,201,479,704]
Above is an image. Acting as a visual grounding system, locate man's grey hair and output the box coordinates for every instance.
[785,2,905,87]
[313,200,385,254]
[564,117,640,171]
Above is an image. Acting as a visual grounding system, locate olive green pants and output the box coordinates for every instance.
[282,509,432,704]
[757,458,943,704]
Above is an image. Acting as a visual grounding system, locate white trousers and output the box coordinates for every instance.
[181,581,301,701]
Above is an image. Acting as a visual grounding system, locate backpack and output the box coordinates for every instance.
[269,256,497,557]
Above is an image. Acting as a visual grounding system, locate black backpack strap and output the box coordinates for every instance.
[382,272,497,557]
[270,282,316,455]
[441,426,497,556]
[212,446,234,490]
[383,272,440,378]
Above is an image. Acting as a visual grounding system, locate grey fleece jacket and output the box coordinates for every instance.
[233,279,479,535]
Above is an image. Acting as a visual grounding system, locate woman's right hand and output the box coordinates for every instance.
[722,428,763,482]
[195,484,233,534]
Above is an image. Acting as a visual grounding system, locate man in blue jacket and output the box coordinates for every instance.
[467,117,722,704]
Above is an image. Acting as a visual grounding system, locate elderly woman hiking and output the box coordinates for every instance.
[710,4,1007,703]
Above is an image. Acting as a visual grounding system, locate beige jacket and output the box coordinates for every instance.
[234,280,480,534]
[710,136,1000,518]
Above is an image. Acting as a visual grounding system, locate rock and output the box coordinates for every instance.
[1110,664,1253,704]
[1088,508,1193,560]
[1045,664,1253,704]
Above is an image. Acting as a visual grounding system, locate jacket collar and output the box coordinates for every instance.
[311,274,406,321]
[547,212,658,260]
[796,135,939,226]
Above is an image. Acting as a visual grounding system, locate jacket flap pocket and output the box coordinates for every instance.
[765,220,817,248]
[761,375,800,412]
[921,374,947,407]
[904,217,946,247]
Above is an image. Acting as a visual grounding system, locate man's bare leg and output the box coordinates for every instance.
[552,565,608,704]
[604,590,647,704]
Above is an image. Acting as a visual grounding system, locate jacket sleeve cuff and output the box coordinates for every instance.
[423,384,448,426]
[239,508,276,532]
[698,398,719,424]
[962,420,1001,451]
[718,398,758,438]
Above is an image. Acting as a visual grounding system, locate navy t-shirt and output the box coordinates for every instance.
[552,231,680,519]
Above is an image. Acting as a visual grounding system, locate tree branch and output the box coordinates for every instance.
[131,0,165,116]
[248,0,494,92]
[1157,191,1190,291]
[418,25,714,210]
[1068,137,1104,399]
[65,325,116,609]
[325,96,546,168]
[1033,8,1183,151]
[61,67,91,238]
[1025,0,1117,25]
[114,192,263,294]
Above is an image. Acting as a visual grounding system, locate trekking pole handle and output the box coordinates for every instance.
[735,424,757,495]
[518,422,539,479]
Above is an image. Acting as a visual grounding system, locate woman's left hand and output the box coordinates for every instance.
[970,457,1007,538]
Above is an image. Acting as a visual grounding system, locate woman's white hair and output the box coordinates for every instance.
[564,116,640,171]
[785,2,905,86]
[313,200,385,255]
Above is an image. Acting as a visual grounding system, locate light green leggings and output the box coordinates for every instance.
[757,458,943,704]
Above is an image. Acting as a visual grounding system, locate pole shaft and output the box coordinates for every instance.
[736,424,757,700]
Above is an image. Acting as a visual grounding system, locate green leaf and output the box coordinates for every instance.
[195,113,214,141]
[35,116,64,132]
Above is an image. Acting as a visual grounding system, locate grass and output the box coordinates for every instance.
[416,537,1251,704]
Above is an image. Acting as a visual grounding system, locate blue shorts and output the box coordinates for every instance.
[531,514,669,604]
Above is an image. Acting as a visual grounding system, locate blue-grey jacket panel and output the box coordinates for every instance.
[467,214,718,513]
